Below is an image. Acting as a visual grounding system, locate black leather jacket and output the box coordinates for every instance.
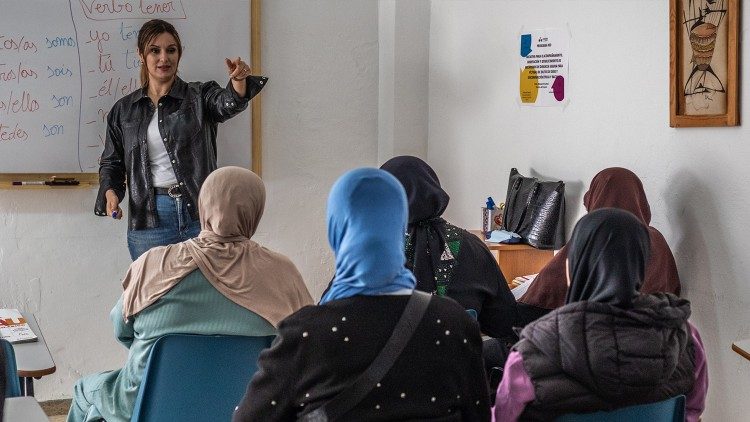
[94,76,266,230]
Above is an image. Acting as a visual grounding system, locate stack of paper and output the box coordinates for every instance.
[487,230,522,244]
[0,309,38,344]
[510,274,538,300]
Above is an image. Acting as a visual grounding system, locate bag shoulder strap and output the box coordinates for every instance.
[309,291,432,421]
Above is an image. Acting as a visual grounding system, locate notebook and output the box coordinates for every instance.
[0,309,38,344]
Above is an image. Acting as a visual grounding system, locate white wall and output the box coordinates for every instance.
[259,0,379,298]
[428,1,750,420]
[0,0,379,400]
[7,2,746,417]
[0,190,130,399]
[378,0,430,163]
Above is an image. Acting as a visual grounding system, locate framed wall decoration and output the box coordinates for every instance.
[670,0,739,127]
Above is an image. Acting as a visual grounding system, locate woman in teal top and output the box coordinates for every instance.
[68,167,313,422]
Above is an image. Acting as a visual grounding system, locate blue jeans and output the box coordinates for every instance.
[127,194,201,260]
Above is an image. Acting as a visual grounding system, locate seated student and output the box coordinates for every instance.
[233,168,490,421]
[517,167,681,326]
[68,167,313,422]
[380,156,518,340]
[494,208,707,422]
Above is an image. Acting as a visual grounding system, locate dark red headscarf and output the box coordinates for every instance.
[518,167,681,309]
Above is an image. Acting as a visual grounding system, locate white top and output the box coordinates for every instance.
[147,111,178,188]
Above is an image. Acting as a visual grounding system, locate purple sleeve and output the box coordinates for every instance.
[686,322,708,422]
[492,350,535,422]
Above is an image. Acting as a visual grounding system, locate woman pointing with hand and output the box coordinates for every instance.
[95,19,267,260]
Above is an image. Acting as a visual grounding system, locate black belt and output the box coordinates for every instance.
[154,185,182,198]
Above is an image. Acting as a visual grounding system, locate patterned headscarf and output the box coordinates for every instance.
[380,156,451,294]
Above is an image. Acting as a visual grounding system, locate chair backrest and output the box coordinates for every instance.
[1,339,22,398]
[555,395,686,422]
[130,334,275,422]
[466,309,478,320]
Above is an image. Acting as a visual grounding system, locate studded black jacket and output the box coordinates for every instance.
[94,76,266,230]
[233,294,491,421]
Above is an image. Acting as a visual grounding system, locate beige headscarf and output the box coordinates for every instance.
[121,166,313,326]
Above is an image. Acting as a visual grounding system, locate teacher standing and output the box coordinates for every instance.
[94,19,267,260]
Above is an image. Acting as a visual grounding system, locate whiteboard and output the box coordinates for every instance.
[0,0,252,173]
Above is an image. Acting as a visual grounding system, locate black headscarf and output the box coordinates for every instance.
[381,156,518,341]
[380,156,450,224]
[380,156,450,292]
[565,208,651,308]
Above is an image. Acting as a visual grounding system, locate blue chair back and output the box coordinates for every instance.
[130,334,275,422]
[1,339,22,397]
[466,309,478,320]
[555,395,686,422]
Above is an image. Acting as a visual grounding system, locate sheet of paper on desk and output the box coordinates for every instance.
[0,309,38,344]
[511,274,537,300]
[487,230,522,244]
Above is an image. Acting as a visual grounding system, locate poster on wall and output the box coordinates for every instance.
[519,28,569,107]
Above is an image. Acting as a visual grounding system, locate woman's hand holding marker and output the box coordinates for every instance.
[105,189,122,220]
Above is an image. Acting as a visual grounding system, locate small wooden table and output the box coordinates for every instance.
[470,231,554,283]
[732,338,750,361]
[2,397,49,422]
[13,312,56,396]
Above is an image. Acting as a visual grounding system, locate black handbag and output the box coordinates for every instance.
[501,168,566,250]
[299,291,436,422]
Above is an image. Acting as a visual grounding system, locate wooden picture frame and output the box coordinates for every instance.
[251,0,263,176]
[670,0,739,127]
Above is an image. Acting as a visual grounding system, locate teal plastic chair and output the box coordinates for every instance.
[1,339,22,397]
[555,395,686,422]
[466,309,478,320]
[130,334,275,422]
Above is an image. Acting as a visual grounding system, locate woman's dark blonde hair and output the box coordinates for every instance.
[137,19,182,88]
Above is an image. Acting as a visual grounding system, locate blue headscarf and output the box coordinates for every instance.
[319,168,416,304]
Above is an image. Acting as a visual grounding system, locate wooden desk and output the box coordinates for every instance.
[13,313,56,396]
[732,338,750,361]
[2,397,49,422]
[471,231,554,283]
